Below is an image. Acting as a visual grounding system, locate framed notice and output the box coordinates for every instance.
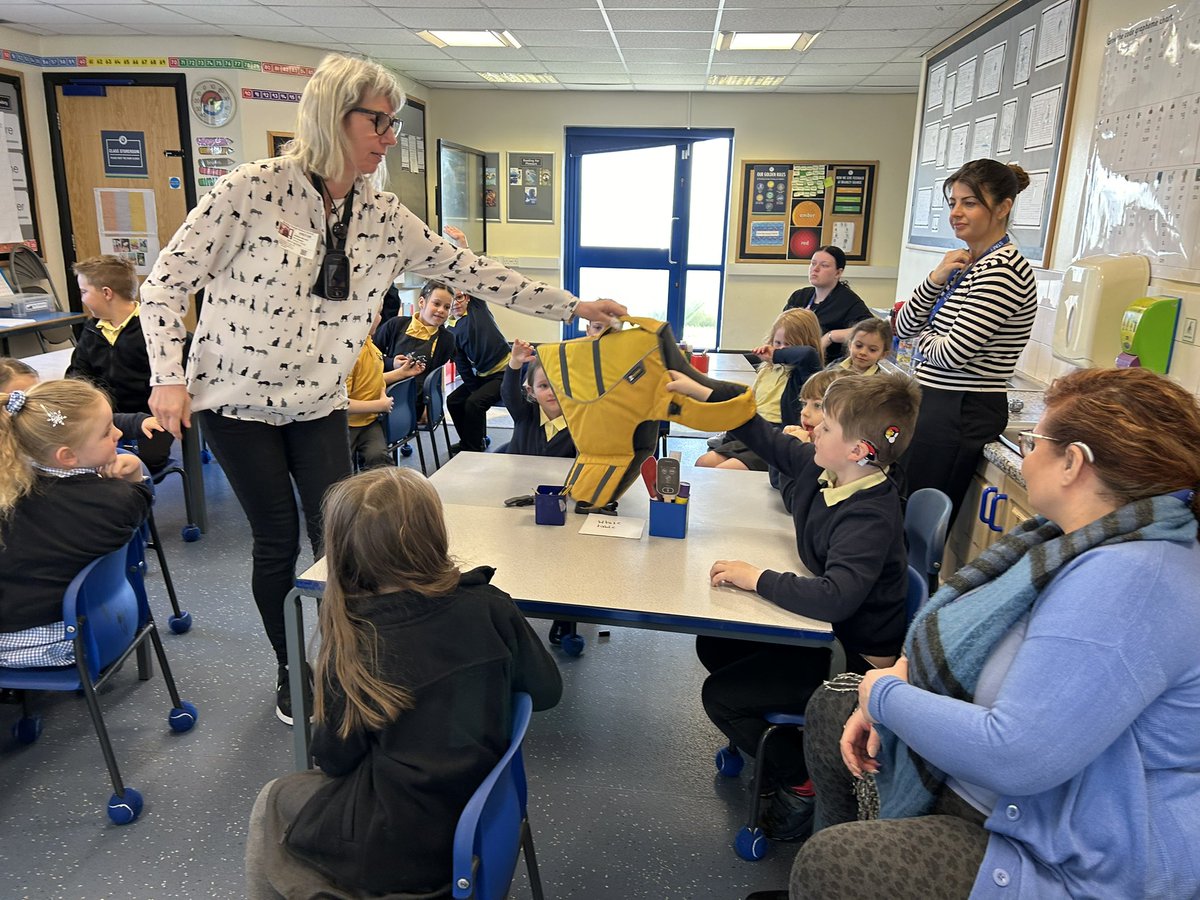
[0,69,41,255]
[506,151,554,223]
[267,131,293,157]
[907,0,1085,266]
[736,159,878,263]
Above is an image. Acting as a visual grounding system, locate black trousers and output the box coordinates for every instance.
[446,372,503,452]
[199,410,352,665]
[697,636,866,786]
[900,387,1007,523]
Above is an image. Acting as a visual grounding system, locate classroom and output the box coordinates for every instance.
[1,0,1199,897]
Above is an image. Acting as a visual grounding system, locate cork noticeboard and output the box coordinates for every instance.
[735,159,877,264]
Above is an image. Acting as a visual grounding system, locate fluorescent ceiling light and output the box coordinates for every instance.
[708,74,786,87]
[478,72,559,84]
[417,30,521,49]
[716,31,819,52]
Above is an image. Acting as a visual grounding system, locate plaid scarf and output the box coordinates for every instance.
[875,492,1197,819]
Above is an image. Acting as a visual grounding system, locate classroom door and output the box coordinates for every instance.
[48,78,192,311]
[563,128,732,348]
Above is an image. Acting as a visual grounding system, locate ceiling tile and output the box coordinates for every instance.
[795,47,898,64]
[624,62,709,74]
[497,8,609,30]
[170,5,301,26]
[379,7,506,29]
[553,73,632,84]
[790,61,880,76]
[316,26,420,42]
[718,7,841,31]
[603,0,719,7]
[1,5,106,25]
[829,6,968,30]
[784,74,863,86]
[872,61,922,77]
[273,5,400,27]
[517,30,616,47]
[855,73,920,87]
[612,30,713,49]
[227,25,337,43]
[436,47,536,60]
[539,60,627,72]
[527,45,623,62]
[811,28,945,49]
[356,45,457,61]
[605,9,718,30]
[619,48,710,63]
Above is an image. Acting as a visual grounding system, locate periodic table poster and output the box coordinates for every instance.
[735,159,878,263]
[1077,2,1200,283]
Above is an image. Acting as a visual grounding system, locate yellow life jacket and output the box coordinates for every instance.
[537,316,756,508]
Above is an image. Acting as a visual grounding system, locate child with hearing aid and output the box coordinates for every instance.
[666,370,920,843]
[0,379,152,667]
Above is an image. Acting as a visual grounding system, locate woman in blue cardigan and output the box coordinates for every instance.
[780,366,1200,900]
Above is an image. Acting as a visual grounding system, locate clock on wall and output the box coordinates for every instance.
[191,79,236,128]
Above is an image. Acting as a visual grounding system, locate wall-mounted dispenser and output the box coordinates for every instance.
[1052,254,1150,368]
[1116,296,1181,374]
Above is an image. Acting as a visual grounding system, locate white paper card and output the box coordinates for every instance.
[578,515,645,540]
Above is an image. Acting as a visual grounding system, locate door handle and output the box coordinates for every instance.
[163,150,184,158]
[667,216,679,265]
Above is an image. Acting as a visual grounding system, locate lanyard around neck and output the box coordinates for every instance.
[928,235,1010,325]
[310,174,355,252]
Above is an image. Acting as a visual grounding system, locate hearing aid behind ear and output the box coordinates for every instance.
[857,438,879,467]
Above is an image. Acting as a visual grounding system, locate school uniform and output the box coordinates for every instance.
[784,282,872,364]
[447,297,510,452]
[375,315,453,422]
[499,365,575,457]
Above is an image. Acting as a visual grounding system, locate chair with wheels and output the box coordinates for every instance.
[905,488,953,595]
[384,377,425,470]
[418,364,453,474]
[716,566,928,861]
[451,692,544,900]
[0,532,199,825]
[7,246,74,351]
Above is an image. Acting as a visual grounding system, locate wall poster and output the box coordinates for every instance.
[506,151,554,223]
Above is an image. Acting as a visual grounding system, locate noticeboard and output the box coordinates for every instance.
[736,159,877,263]
[0,69,41,255]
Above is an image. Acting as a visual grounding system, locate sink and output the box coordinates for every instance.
[998,420,1037,455]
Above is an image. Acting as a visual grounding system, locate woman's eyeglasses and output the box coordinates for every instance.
[1017,430,1095,462]
[350,107,402,136]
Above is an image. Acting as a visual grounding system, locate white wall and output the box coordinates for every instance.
[895,0,1200,394]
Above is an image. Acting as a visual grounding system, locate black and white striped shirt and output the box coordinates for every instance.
[895,243,1037,392]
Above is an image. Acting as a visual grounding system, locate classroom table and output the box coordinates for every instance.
[0,310,85,355]
[19,346,209,534]
[284,453,836,769]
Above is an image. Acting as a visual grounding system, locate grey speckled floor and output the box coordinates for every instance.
[0,426,798,900]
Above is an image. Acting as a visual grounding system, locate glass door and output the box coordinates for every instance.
[563,128,732,348]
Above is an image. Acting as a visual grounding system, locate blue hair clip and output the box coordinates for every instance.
[4,390,26,415]
[1168,488,1196,505]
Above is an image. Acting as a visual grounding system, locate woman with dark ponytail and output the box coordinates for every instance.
[895,159,1037,521]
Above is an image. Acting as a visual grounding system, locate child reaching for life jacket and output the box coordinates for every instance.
[245,466,561,898]
[501,338,576,458]
[698,308,822,471]
[0,379,152,667]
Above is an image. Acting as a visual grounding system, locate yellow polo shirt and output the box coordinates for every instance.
[345,338,386,428]
[97,304,140,346]
[817,468,887,507]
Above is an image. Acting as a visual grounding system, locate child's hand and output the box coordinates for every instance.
[709,559,763,591]
[782,424,811,442]
[511,339,536,367]
[102,453,147,483]
[665,370,713,401]
[141,416,165,438]
[752,343,774,362]
[394,356,425,377]
[443,225,468,249]
[375,392,394,414]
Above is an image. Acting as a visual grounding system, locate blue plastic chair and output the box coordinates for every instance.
[418,364,453,474]
[451,692,544,900]
[383,377,425,470]
[0,533,198,825]
[905,488,953,595]
[718,566,929,860]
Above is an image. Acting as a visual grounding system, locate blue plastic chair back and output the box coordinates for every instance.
[905,488,952,590]
[384,377,419,448]
[905,564,929,626]
[0,539,142,691]
[422,364,448,432]
[451,693,534,900]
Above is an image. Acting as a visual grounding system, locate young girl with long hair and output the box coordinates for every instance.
[245,466,561,898]
[0,380,150,666]
[699,307,823,470]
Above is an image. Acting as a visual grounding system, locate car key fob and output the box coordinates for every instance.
[656,458,681,498]
[503,494,536,508]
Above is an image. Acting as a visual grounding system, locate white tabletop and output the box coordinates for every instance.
[707,352,756,377]
[21,347,74,381]
[296,454,830,643]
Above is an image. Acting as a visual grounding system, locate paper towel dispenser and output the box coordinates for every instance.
[1052,254,1150,368]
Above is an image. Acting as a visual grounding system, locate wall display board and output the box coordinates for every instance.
[907,0,1084,266]
[483,151,500,222]
[506,151,554,223]
[388,97,427,225]
[0,70,40,254]
[1077,3,1200,283]
[735,160,877,263]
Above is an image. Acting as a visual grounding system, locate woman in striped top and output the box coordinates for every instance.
[895,159,1037,520]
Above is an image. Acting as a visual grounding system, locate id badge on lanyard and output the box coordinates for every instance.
[914,235,1009,364]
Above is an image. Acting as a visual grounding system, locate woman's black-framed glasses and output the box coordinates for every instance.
[350,107,402,136]
[1017,430,1095,462]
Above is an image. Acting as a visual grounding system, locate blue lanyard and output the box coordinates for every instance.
[927,235,1010,326]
